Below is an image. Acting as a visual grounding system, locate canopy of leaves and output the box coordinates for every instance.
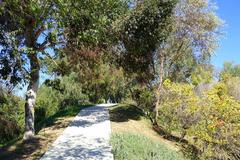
[115,0,177,81]
[0,0,64,87]
[58,0,128,48]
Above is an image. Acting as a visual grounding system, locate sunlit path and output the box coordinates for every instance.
[40,104,116,160]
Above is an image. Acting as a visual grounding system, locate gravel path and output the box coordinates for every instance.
[40,104,116,160]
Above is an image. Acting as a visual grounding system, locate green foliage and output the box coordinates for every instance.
[110,133,186,160]
[59,0,128,48]
[36,73,90,125]
[35,85,63,123]
[0,88,24,145]
[0,0,63,85]
[167,51,198,83]
[59,73,89,104]
[0,72,91,146]
[129,84,155,115]
[67,52,129,103]
[116,0,177,80]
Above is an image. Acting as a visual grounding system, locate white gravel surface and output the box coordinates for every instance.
[40,104,116,160]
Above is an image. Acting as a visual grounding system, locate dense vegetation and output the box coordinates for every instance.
[1,0,240,159]
[0,88,24,145]
[0,74,91,146]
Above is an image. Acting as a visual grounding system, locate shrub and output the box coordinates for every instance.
[189,83,240,160]
[35,74,90,124]
[0,88,24,145]
[110,133,186,160]
[129,84,155,116]
[159,80,240,160]
[159,80,200,137]
[36,85,63,122]
[0,73,90,146]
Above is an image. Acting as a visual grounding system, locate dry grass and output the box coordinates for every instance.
[109,104,179,151]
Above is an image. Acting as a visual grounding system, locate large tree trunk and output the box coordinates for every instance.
[23,15,39,140]
[23,54,40,140]
[153,54,164,125]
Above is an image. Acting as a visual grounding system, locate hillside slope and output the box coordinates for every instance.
[109,104,188,160]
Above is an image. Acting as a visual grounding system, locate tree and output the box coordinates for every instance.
[115,0,176,81]
[114,0,177,123]
[116,0,222,124]
[0,0,129,139]
[152,0,222,123]
[0,0,63,139]
[53,0,129,103]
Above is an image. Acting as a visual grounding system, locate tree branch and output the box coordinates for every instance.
[34,25,45,40]
[36,38,49,51]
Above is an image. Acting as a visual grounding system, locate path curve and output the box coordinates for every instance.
[40,104,116,160]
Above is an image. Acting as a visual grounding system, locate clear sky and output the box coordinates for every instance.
[211,0,240,68]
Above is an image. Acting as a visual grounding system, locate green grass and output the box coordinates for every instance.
[110,133,188,160]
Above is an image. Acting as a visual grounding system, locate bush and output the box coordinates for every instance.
[110,133,186,160]
[129,84,155,116]
[159,80,200,137]
[35,74,90,124]
[0,73,91,146]
[159,80,240,160]
[190,83,240,160]
[36,85,63,122]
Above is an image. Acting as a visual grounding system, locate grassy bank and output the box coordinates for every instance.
[109,104,189,160]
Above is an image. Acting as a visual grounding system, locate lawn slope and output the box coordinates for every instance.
[109,104,188,160]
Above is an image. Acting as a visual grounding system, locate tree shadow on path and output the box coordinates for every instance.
[109,105,144,122]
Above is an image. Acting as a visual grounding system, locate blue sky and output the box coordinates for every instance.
[211,0,240,68]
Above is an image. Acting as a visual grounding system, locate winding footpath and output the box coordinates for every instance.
[40,104,116,160]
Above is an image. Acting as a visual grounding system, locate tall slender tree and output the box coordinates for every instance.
[152,0,222,123]
[114,0,177,123]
